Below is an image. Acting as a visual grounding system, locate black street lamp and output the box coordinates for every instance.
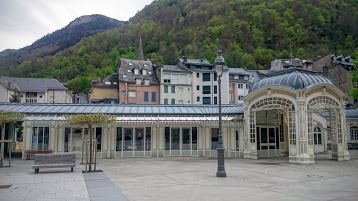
[214,50,226,178]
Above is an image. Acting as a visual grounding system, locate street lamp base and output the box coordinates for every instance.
[216,170,226,177]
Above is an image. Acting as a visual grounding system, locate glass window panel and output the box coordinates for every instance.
[38,127,44,150]
[171,128,180,150]
[211,128,218,150]
[165,127,170,150]
[32,128,38,149]
[124,128,133,151]
[261,128,267,143]
[269,128,275,143]
[43,127,49,150]
[116,127,122,151]
[182,128,190,150]
[192,127,197,150]
[236,130,239,151]
[96,127,102,152]
[64,128,70,152]
[145,127,151,151]
[135,128,144,151]
[72,128,82,152]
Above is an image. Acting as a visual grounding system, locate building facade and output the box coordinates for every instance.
[118,59,160,104]
[228,68,251,104]
[0,77,72,103]
[159,65,192,104]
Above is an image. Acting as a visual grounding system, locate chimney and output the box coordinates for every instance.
[183,56,187,63]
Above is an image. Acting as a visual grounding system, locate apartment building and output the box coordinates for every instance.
[177,57,229,105]
[159,65,192,104]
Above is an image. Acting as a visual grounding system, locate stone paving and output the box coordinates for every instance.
[0,151,357,201]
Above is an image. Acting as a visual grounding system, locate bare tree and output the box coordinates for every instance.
[65,113,115,172]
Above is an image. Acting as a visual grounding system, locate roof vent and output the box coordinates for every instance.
[129,63,132,66]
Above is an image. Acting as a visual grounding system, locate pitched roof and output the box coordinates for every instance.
[228,68,250,75]
[0,77,67,92]
[163,65,191,73]
[118,58,159,83]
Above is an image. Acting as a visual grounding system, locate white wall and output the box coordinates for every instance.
[160,71,192,104]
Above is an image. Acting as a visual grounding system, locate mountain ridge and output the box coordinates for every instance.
[0,14,125,72]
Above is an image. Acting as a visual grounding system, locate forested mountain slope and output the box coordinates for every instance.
[0,14,124,73]
[8,0,358,93]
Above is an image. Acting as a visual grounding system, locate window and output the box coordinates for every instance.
[214,73,217,81]
[350,126,358,140]
[164,79,171,83]
[203,86,211,94]
[142,69,147,75]
[238,84,243,89]
[151,92,156,102]
[164,99,168,105]
[197,85,200,90]
[244,75,249,80]
[171,86,175,93]
[32,127,49,150]
[144,80,149,85]
[144,92,149,102]
[214,97,217,104]
[238,95,244,100]
[164,85,168,93]
[171,99,175,105]
[134,69,139,75]
[203,73,211,81]
[214,85,217,94]
[246,84,251,89]
[128,91,136,97]
[136,78,141,85]
[197,96,200,102]
[234,75,239,79]
[116,127,122,151]
[211,128,218,150]
[196,73,200,78]
[26,92,37,103]
[96,127,102,152]
[203,97,211,105]
[314,126,322,144]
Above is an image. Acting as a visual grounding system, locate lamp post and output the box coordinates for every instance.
[214,50,226,178]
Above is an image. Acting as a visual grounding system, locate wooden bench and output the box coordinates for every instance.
[32,153,76,174]
[25,149,52,160]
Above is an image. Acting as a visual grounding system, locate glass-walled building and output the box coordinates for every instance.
[1,68,354,164]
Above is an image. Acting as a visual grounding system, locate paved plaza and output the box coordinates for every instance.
[0,151,358,201]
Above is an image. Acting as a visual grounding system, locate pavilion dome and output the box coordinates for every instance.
[249,68,335,92]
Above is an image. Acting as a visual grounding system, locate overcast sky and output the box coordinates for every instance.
[0,0,153,52]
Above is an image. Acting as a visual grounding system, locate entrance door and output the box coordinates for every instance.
[257,127,279,157]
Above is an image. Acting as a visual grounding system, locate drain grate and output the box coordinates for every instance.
[0,185,12,189]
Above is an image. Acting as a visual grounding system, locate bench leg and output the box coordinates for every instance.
[71,167,73,172]
[34,169,39,174]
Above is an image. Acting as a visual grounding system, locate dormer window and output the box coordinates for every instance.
[136,78,141,85]
[134,69,139,75]
[144,79,150,85]
[142,69,147,75]
[244,76,249,80]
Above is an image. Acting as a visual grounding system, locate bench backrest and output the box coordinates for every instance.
[34,153,76,165]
